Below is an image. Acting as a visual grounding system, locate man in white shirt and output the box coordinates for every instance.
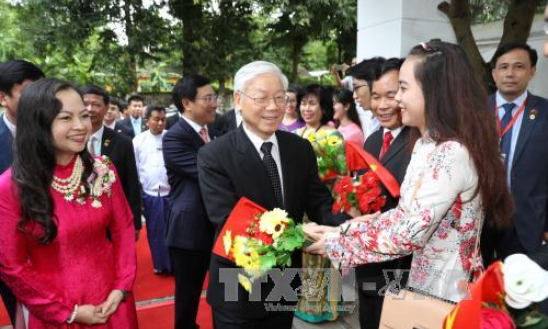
[133,105,172,274]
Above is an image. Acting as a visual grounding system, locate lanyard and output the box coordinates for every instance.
[496,99,526,138]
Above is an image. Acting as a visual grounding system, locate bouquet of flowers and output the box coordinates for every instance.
[306,130,347,181]
[213,198,307,292]
[444,254,548,329]
[332,172,386,214]
[330,142,400,215]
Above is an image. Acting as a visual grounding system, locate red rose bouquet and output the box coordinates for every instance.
[332,172,386,214]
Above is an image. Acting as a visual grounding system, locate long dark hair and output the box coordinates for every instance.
[333,88,362,130]
[408,41,513,229]
[12,78,94,244]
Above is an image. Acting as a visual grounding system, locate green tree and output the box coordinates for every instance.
[438,0,546,91]
[260,0,357,83]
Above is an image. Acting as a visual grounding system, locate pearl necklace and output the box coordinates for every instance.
[51,156,84,201]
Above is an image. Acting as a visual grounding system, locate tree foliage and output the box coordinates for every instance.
[438,0,546,92]
[0,0,356,95]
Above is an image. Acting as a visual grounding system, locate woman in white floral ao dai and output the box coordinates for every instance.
[304,41,513,302]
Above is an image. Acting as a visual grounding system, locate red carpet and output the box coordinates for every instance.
[0,227,212,328]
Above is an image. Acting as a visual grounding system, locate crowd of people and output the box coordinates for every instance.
[0,16,547,329]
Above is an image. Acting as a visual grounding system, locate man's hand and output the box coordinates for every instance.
[97,290,125,317]
[74,304,108,325]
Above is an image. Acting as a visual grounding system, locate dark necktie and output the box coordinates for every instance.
[500,103,515,168]
[379,131,393,160]
[260,142,284,208]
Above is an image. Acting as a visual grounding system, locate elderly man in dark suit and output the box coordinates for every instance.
[197,61,347,329]
[162,73,219,329]
[480,43,548,264]
[81,85,142,240]
[0,59,44,327]
[356,58,413,329]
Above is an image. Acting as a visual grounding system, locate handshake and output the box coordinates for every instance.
[69,289,125,325]
[302,211,381,256]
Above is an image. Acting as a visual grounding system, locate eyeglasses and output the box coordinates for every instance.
[195,95,218,103]
[240,92,287,107]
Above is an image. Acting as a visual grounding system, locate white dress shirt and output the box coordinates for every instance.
[495,90,527,189]
[242,124,284,201]
[182,115,209,138]
[233,108,243,128]
[104,121,116,130]
[3,114,16,136]
[132,130,170,197]
[88,126,104,156]
[383,126,403,145]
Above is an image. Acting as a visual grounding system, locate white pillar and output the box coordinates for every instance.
[357,0,456,60]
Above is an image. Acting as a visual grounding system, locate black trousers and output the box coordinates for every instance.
[0,279,15,326]
[212,305,294,329]
[170,247,211,329]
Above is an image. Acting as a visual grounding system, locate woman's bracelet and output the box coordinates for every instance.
[67,304,79,324]
[118,289,127,302]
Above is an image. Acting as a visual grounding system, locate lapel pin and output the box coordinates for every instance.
[104,139,111,147]
[529,109,537,121]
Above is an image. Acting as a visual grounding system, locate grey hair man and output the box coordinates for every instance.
[197,61,347,329]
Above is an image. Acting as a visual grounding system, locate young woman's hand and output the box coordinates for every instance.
[74,304,108,325]
[97,289,125,317]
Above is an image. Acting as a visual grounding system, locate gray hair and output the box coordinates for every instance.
[233,61,289,94]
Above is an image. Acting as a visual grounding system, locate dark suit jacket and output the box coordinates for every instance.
[165,114,180,130]
[166,113,221,133]
[113,121,134,136]
[359,127,413,290]
[530,244,548,270]
[101,127,142,230]
[214,109,237,135]
[163,118,218,250]
[197,126,346,317]
[119,116,148,139]
[0,115,13,175]
[483,93,548,260]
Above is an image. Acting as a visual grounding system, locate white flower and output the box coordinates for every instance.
[259,208,289,239]
[503,253,548,309]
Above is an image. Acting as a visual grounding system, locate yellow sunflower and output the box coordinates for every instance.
[259,208,289,239]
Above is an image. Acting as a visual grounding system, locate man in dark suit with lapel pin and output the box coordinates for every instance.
[357,58,413,329]
[81,85,143,240]
[119,94,148,139]
[0,59,44,327]
[163,73,219,329]
[481,43,548,266]
[197,61,347,329]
